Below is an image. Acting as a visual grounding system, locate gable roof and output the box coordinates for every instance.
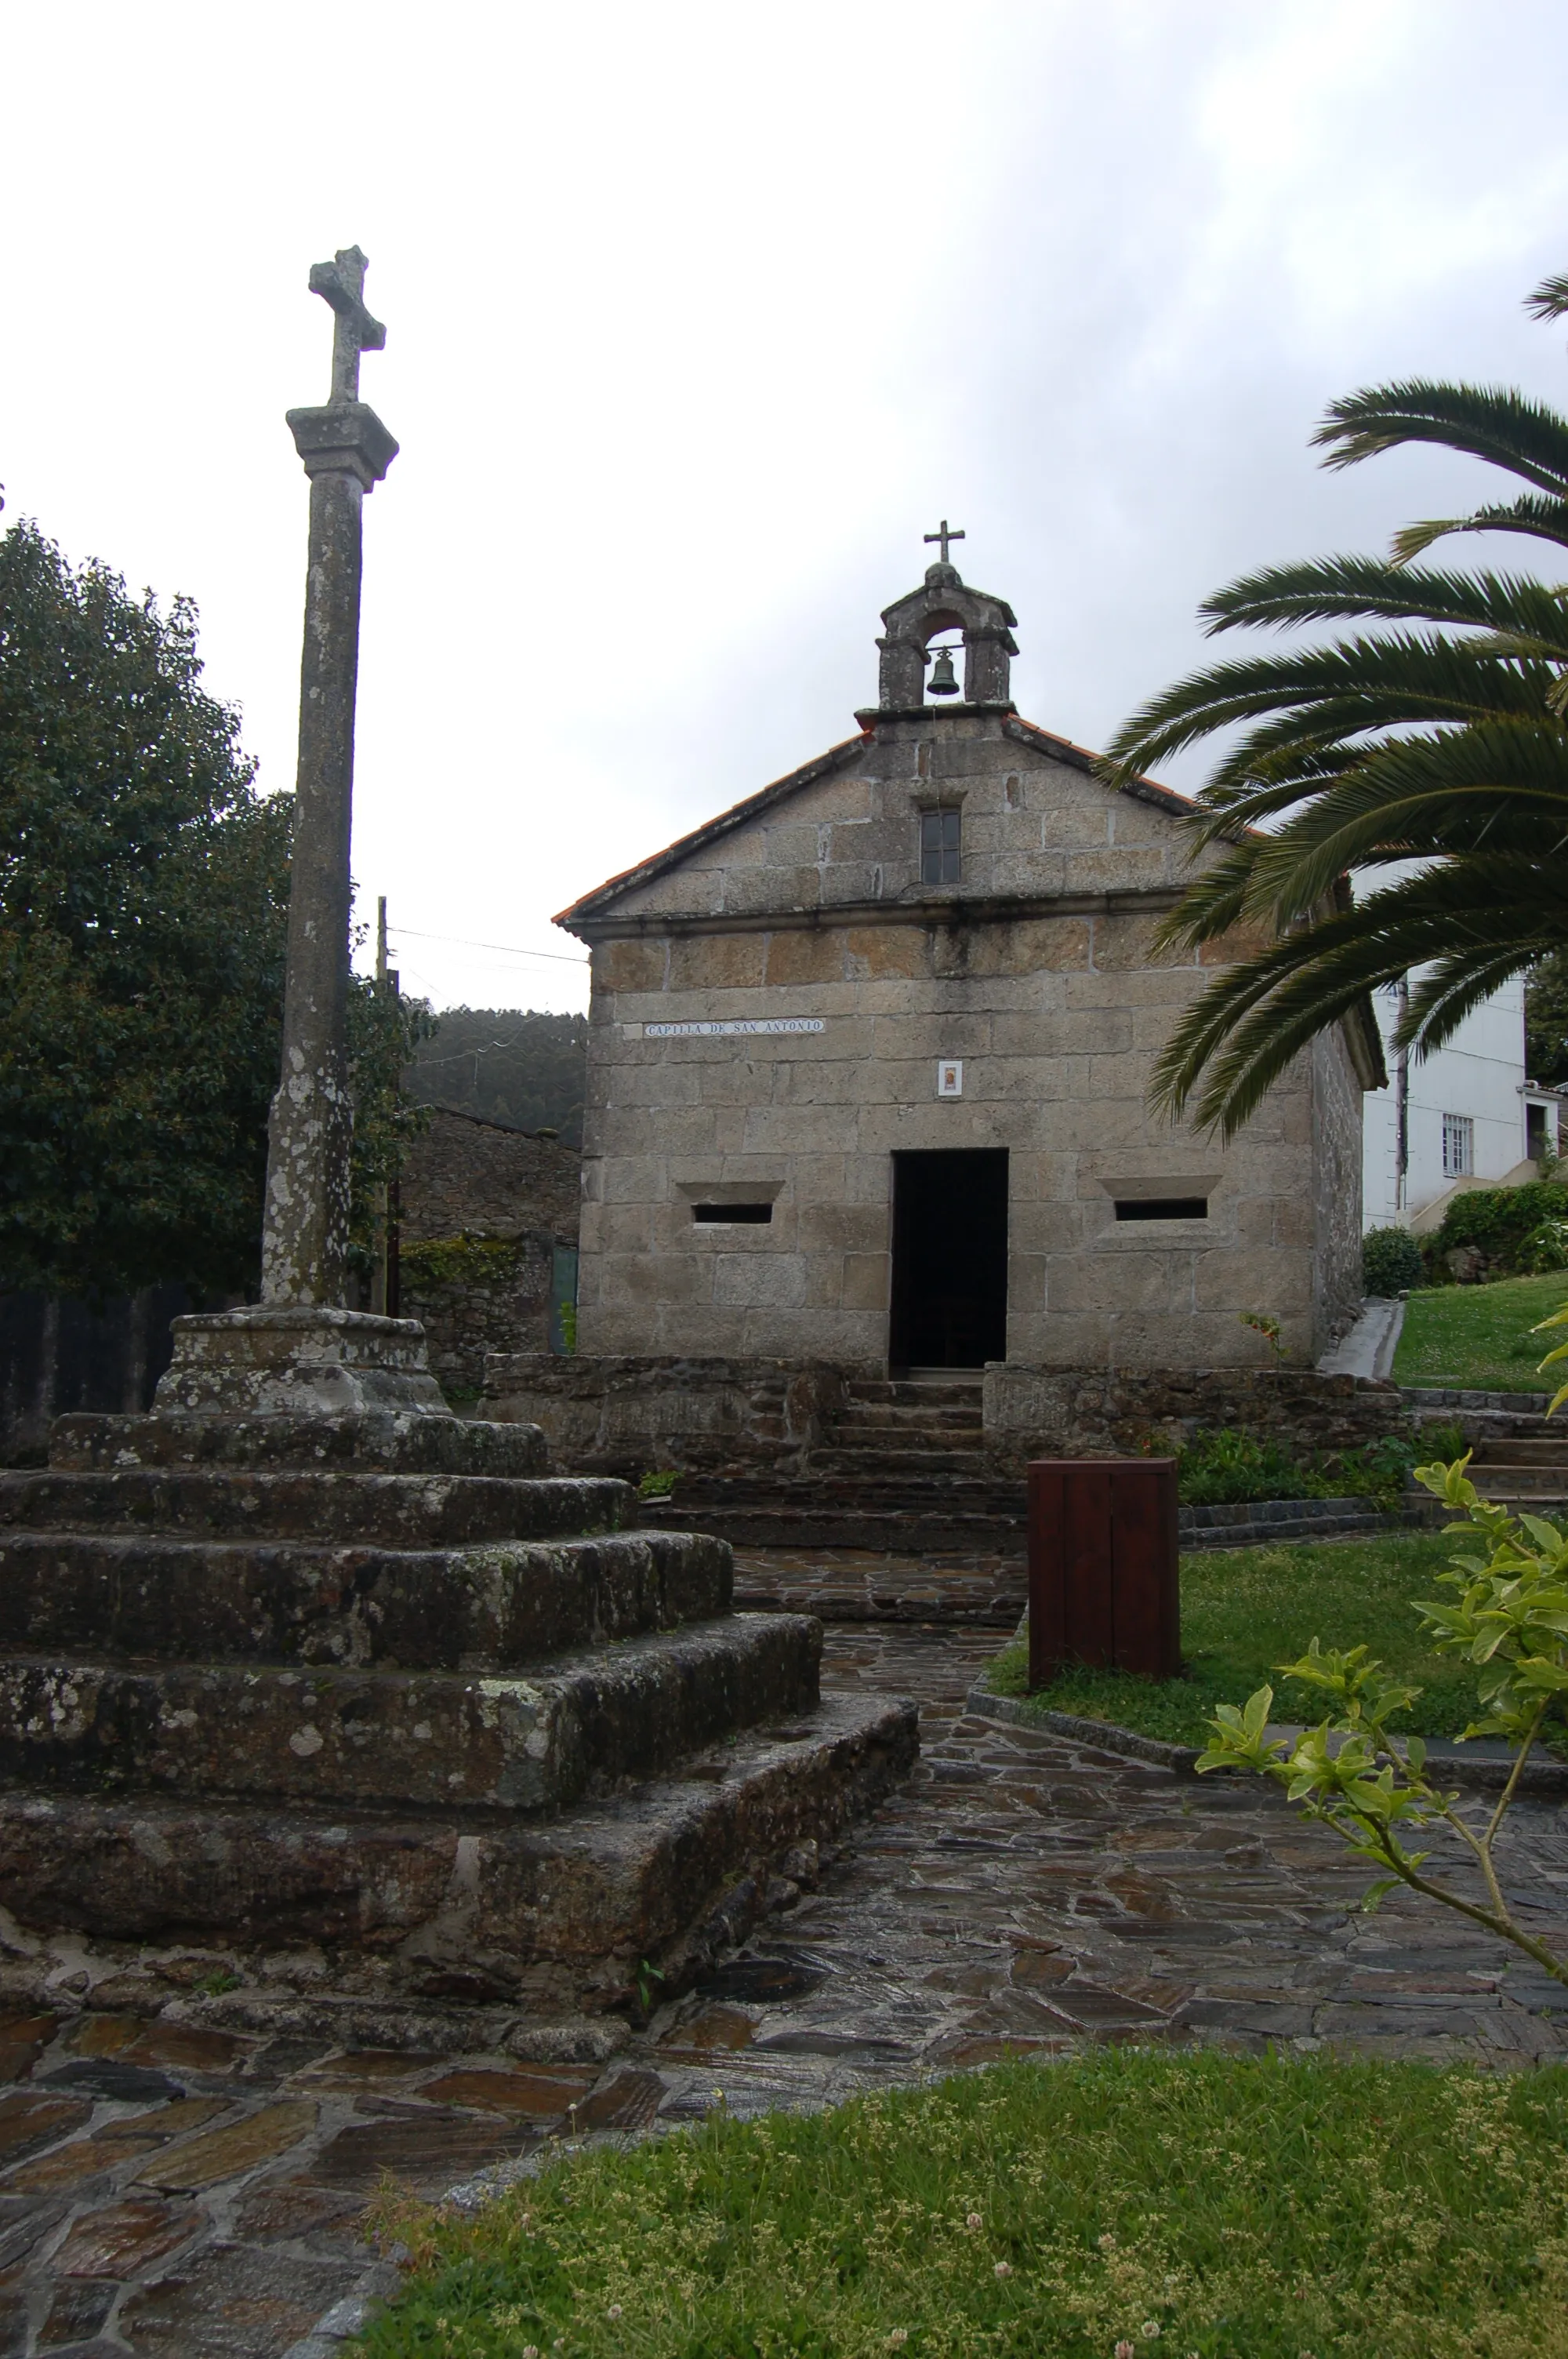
[553,716,1197,932]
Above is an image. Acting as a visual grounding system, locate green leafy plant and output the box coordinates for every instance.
[636,1468,678,1500]
[1239,1309,1287,1363]
[191,1969,241,1997]
[633,1957,666,2014]
[399,1233,525,1292]
[1177,1427,1316,1505]
[1519,1213,1568,1274]
[1197,1452,1568,1990]
[557,1298,577,1353]
[1362,1224,1424,1297]
[1422,1177,1568,1282]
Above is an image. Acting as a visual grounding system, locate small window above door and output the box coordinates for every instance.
[920,807,961,887]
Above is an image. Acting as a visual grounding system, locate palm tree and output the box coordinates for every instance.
[1098,271,1568,1138]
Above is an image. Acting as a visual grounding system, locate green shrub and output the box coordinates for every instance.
[1362,1224,1423,1296]
[637,1468,678,1499]
[1423,1177,1568,1280]
[400,1232,524,1291]
[1330,1433,1416,1503]
[1519,1214,1568,1274]
[1177,1427,1319,1505]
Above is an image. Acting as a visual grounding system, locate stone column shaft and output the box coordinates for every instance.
[260,467,365,1305]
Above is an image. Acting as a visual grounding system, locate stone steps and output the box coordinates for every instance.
[0,1613,821,1813]
[810,1447,988,1478]
[837,1405,985,1435]
[642,1498,1028,1556]
[0,1316,920,2016]
[1468,1439,1568,1463]
[0,1687,917,2004]
[0,1468,635,1547]
[0,1528,732,1670]
[52,1410,550,1478]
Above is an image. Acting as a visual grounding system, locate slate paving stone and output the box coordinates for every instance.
[53,2198,202,2280]
[37,2277,115,2346]
[570,2070,666,2134]
[40,2067,181,2106]
[417,2068,593,2119]
[228,2179,368,2247]
[116,2245,359,2357]
[135,2104,317,2194]
[308,2114,534,2195]
[3,2138,151,2195]
[0,2023,60,2087]
[0,2099,91,2168]
[290,2052,441,2091]
[0,1589,1563,2354]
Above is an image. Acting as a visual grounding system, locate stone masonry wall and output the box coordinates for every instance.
[572,710,1373,1373]
[982,1361,1412,1474]
[402,1238,556,1401]
[401,1108,580,1245]
[483,1352,848,1477]
[1312,1025,1367,1351]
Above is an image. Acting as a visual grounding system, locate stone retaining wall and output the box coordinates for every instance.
[403,1237,556,1399]
[484,1354,848,1477]
[982,1361,1410,1473]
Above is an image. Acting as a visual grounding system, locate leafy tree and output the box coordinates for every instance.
[1,518,427,1302]
[1101,268,1568,1136]
[1,520,289,1298]
[1526,950,1568,1087]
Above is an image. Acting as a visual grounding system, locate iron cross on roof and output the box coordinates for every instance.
[924,518,965,565]
[309,245,387,406]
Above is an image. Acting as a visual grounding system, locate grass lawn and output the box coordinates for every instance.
[986,1529,1496,1750]
[353,2050,1568,2358]
[1392,1270,1566,1393]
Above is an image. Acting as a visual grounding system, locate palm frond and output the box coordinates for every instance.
[1200,555,1568,645]
[1315,381,1568,496]
[1526,273,1568,322]
[1392,495,1568,562]
[1152,863,1567,1133]
[1099,633,1552,796]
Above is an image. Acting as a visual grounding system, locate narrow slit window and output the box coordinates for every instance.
[920,808,961,887]
[1113,1198,1209,1221]
[691,1202,773,1224]
[1442,1114,1474,1178]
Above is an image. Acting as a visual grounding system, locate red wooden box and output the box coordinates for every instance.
[1027,1458,1180,1686]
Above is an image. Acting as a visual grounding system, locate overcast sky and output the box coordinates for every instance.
[5,0,1568,1016]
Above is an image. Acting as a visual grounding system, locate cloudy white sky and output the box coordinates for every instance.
[5,0,1568,1016]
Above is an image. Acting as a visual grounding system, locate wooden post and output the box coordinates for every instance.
[1027,1458,1180,1688]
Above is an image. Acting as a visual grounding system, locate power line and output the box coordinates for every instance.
[390,925,588,966]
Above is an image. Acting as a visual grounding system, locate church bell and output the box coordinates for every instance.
[927,643,960,697]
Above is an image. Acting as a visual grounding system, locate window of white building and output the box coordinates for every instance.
[1443,1112,1475,1178]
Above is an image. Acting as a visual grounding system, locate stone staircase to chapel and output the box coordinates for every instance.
[639,1373,1031,1561]
[1405,1387,1568,1518]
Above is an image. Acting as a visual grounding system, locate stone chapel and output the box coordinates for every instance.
[554,547,1383,1386]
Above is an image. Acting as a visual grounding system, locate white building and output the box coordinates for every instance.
[1363,974,1563,1230]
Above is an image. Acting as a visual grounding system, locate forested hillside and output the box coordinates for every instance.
[407,1009,587,1149]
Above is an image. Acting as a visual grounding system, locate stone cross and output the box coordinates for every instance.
[260,248,399,1307]
[924,519,964,566]
[310,248,387,405]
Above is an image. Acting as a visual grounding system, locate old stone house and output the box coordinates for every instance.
[397,1107,580,1395]
[552,551,1383,1405]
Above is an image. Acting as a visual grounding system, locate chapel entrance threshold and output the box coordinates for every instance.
[888,1148,1008,1373]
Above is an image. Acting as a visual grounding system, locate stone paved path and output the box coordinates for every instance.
[0,1613,1564,2355]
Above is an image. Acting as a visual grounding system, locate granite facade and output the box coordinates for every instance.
[558,693,1375,1375]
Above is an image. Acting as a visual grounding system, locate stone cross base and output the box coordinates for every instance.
[154,1305,450,1419]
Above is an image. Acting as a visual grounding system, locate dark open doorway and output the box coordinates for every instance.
[889,1150,1009,1371]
